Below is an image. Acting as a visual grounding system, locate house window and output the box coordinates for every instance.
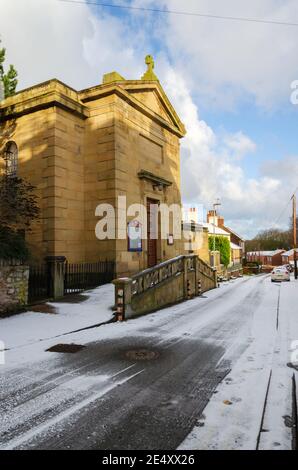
[3,141,18,177]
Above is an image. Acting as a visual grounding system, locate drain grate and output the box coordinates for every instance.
[125,349,159,361]
[46,343,86,353]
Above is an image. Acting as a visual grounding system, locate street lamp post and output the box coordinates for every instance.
[212,198,221,266]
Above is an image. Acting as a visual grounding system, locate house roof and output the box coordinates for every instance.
[247,249,285,257]
[282,248,298,257]
[204,223,230,236]
[220,225,245,242]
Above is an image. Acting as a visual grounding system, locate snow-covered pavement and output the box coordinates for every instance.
[0,283,115,363]
[0,274,297,450]
[180,275,298,450]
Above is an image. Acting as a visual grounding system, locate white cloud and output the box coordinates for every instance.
[223,132,256,160]
[1,0,94,89]
[157,0,298,109]
[82,19,144,82]
[0,0,144,90]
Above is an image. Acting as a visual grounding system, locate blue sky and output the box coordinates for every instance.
[205,102,298,178]
[1,0,298,238]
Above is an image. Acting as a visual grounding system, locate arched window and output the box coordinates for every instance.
[3,141,18,177]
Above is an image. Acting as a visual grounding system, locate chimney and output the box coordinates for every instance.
[218,216,225,227]
[207,210,219,226]
[207,210,216,223]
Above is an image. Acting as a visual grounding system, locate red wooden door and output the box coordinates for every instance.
[147,198,158,267]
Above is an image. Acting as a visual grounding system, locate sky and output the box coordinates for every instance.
[0,0,298,238]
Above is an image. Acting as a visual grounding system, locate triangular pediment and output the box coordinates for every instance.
[129,89,173,123]
[121,81,186,136]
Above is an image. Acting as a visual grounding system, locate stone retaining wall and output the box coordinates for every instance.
[0,260,29,315]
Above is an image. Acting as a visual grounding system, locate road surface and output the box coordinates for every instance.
[0,274,296,450]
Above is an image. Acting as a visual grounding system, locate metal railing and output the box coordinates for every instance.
[28,264,49,302]
[28,259,115,302]
[64,260,115,295]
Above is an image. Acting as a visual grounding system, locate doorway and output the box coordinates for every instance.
[147,198,159,268]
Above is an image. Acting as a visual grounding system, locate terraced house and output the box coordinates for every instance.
[0,57,186,277]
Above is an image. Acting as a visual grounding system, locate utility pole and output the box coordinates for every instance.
[292,193,297,280]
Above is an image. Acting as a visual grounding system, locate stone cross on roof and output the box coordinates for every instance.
[141,55,159,81]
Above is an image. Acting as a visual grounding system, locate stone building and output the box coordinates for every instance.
[0,57,186,276]
[182,206,210,264]
[246,249,286,266]
[206,210,244,266]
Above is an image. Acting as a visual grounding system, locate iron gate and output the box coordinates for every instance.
[28,264,49,303]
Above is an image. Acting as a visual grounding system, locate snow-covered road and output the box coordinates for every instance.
[0,274,297,449]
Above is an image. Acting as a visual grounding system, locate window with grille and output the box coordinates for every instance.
[3,141,18,177]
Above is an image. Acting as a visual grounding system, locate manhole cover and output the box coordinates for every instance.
[46,343,86,353]
[29,304,57,314]
[125,349,159,361]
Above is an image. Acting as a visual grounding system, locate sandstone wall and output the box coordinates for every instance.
[0,260,29,315]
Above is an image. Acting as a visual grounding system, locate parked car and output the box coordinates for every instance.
[284,263,293,273]
[278,265,292,273]
[271,267,290,282]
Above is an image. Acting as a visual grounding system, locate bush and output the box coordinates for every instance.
[0,176,39,229]
[0,175,39,260]
[244,260,261,267]
[0,226,29,260]
[209,235,231,267]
